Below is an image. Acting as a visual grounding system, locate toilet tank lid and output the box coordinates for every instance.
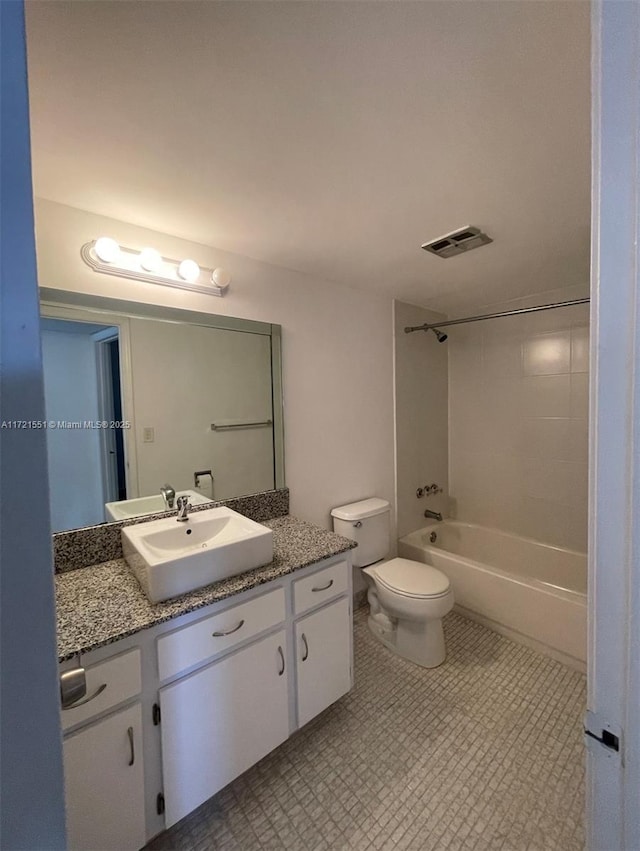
[331,498,390,521]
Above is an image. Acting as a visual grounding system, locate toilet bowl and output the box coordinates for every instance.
[331,498,454,669]
[363,558,454,668]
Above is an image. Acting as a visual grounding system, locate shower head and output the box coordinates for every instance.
[431,328,448,343]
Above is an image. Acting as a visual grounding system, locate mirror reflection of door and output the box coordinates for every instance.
[94,330,127,502]
[40,318,126,531]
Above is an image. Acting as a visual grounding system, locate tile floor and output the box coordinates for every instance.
[147,607,586,851]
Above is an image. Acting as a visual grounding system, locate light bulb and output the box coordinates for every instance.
[139,247,162,273]
[211,267,231,289]
[94,237,120,264]
[178,259,200,283]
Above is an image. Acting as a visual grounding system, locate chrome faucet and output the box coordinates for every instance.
[424,509,443,522]
[160,484,176,509]
[176,495,192,522]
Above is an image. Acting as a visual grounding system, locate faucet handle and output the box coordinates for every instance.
[175,495,192,521]
[160,484,176,508]
[425,483,443,494]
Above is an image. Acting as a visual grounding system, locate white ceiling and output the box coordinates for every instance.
[25,1,591,315]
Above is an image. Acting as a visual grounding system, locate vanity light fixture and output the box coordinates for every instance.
[178,258,200,283]
[81,238,231,297]
[139,247,163,273]
[211,267,231,289]
[94,236,121,264]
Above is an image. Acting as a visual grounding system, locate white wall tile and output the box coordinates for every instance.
[517,309,574,336]
[570,373,589,417]
[482,409,521,456]
[571,325,589,372]
[483,335,522,378]
[521,374,571,418]
[449,303,588,552]
[568,418,589,464]
[522,457,585,506]
[522,331,571,376]
[519,417,572,461]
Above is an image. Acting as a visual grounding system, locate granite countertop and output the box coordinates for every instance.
[56,515,357,662]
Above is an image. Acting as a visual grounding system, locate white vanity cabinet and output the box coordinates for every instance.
[292,560,353,728]
[295,597,352,728]
[156,558,352,829]
[160,629,290,827]
[64,704,146,851]
[59,551,353,847]
[61,649,146,851]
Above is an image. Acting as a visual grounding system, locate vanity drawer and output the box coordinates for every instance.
[61,649,141,731]
[158,587,286,681]
[294,560,349,615]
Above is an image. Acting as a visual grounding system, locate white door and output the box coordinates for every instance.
[587,3,640,849]
[295,597,352,728]
[160,630,289,828]
[63,704,146,851]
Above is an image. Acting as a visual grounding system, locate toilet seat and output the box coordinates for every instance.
[374,558,450,599]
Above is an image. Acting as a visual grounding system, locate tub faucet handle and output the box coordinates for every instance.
[425,483,443,494]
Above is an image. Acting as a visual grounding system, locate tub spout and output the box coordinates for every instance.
[424,509,443,521]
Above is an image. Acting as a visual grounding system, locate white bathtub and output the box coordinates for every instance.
[398,521,587,670]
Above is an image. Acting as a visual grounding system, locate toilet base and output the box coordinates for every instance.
[367,611,447,668]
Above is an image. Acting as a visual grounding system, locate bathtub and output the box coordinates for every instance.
[398,521,587,670]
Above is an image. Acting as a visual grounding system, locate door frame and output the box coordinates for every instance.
[0,2,67,846]
[587,3,640,849]
[93,328,122,504]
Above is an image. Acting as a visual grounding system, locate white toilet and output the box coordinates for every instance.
[331,498,454,668]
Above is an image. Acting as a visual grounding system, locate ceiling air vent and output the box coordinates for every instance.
[422,226,492,259]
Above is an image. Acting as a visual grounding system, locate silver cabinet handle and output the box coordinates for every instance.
[127,726,135,766]
[312,579,334,592]
[61,682,107,711]
[277,645,285,676]
[301,633,309,662]
[212,619,245,637]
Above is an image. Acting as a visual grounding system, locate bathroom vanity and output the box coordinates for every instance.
[56,513,355,850]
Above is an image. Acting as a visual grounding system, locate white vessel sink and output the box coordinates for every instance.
[106,490,213,521]
[122,507,274,603]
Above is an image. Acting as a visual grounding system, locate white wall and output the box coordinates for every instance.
[394,301,449,539]
[34,199,396,530]
[448,292,589,552]
[129,318,274,499]
[41,328,105,530]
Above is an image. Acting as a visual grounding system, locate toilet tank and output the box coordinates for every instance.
[331,498,390,567]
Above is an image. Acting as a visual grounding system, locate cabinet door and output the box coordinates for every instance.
[63,703,146,851]
[296,597,352,728]
[160,629,289,828]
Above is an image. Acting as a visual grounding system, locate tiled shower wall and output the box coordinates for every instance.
[394,301,449,539]
[448,299,589,552]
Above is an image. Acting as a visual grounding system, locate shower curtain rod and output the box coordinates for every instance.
[404,297,590,334]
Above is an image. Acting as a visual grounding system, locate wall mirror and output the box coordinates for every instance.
[39,289,284,533]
